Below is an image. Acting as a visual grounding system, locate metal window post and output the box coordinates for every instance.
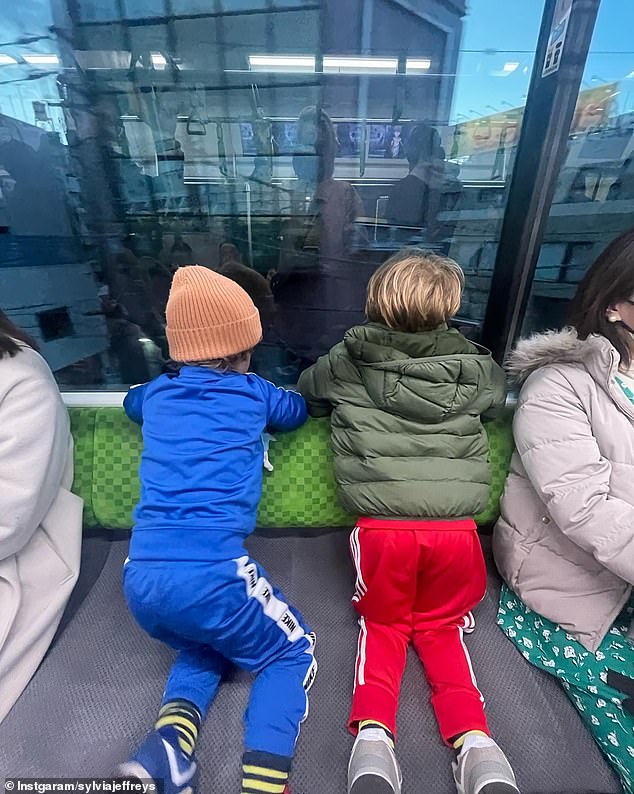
[481,0,600,361]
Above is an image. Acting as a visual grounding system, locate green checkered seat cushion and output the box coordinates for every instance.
[258,420,351,527]
[91,409,142,528]
[475,408,515,525]
[69,408,98,527]
[69,407,515,531]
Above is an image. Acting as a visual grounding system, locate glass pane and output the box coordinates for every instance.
[522,0,634,336]
[0,0,543,389]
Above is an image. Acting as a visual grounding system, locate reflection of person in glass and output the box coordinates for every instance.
[106,235,166,354]
[383,126,404,159]
[218,242,275,331]
[386,123,449,237]
[290,107,364,272]
[272,122,296,154]
[100,286,153,384]
[274,107,365,363]
[337,123,361,157]
[369,124,386,154]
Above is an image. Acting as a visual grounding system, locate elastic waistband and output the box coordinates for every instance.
[357,517,477,532]
[128,526,248,562]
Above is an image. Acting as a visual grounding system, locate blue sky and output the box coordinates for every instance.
[452,0,634,121]
[452,1,544,120]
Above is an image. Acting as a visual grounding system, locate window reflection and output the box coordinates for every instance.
[386,123,461,241]
[273,106,366,364]
[0,0,547,388]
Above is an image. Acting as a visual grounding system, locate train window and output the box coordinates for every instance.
[0,0,545,389]
[522,0,634,337]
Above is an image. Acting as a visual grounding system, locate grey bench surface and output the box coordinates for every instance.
[0,532,621,794]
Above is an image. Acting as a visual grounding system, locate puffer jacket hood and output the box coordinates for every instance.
[297,323,506,521]
[494,328,634,652]
[343,323,500,423]
[505,328,615,386]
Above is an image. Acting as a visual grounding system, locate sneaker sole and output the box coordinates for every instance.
[350,774,398,794]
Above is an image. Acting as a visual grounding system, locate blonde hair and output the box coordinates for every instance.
[366,248,464,332]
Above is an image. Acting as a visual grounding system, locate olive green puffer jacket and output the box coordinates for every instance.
[297,323,506,519]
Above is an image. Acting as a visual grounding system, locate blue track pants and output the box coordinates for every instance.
[123,553,316,759]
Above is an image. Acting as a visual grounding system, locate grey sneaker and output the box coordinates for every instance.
[348,728,402,794]
[453,740,520,794]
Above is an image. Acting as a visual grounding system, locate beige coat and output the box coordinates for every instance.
[0,344,82,723]
[494,329,634,652]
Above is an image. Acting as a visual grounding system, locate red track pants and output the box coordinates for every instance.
[348,517,489,745]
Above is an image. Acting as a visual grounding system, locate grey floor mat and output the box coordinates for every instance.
[0,533,621,794]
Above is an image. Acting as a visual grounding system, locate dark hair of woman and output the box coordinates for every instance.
[568,228,634,369]
[0,309,39,359]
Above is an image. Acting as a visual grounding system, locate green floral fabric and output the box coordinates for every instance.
[498,584,634,793]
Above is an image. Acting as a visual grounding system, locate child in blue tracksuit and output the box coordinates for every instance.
[118,265,315,794]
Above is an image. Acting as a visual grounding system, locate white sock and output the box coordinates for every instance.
[460,733,496,755]
[358,728,392,744]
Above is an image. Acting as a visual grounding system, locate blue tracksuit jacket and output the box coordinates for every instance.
[123,365,307,561]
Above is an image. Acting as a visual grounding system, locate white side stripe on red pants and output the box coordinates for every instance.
[458,625,485,704]
[353,616,368,691]
[353,618,485,706]
[350,526,367,603]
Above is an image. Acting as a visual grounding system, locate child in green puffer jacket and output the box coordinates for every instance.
[297,248,518,794]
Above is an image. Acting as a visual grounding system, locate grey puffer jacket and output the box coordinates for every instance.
[494,329,634,652]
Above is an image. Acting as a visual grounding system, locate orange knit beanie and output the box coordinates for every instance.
[166,265,262,362]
